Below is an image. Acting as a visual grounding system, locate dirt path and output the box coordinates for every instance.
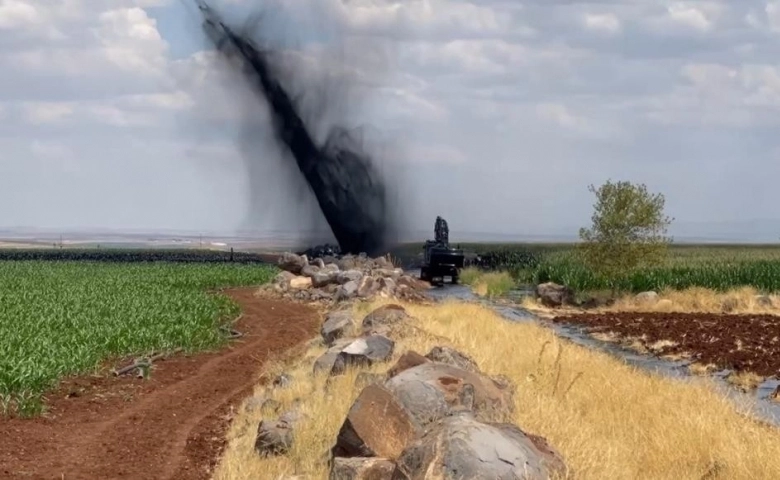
[551,311,780,377]
[0,288,320,480]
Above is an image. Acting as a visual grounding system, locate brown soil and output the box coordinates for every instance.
[550,312,780,378]
[0,288,320,480]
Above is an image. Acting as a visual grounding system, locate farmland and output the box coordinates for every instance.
[398,242,780,293]
[0,259,277,416]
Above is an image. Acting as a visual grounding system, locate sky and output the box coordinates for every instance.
[2,0,780,242]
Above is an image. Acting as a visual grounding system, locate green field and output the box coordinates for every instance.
[394,242,780,293]
[0,260,276,416]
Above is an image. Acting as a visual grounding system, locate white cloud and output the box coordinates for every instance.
[582,12,621,34]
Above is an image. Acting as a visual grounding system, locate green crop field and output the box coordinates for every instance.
[0,260,277,417]
[393,242,780,293]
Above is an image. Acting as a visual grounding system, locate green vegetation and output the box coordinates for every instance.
[577,180,673,293]
[459,268,515,298]
[0,260,276,416]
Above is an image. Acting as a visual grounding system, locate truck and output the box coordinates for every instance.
[419,216,464,285]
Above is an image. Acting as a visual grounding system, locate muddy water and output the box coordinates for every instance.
[422,280,780,427]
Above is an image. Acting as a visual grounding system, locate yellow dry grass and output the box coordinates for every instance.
[213,298,780,480]
[522,286,780,317]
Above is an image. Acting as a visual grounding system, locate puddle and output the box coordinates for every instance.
[420,278,780,427]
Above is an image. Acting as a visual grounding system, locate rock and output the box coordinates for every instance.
[313,270,338,288]
[357,276,380,298]
[314,338,357,374]
[635,291,659,304]
[386,350,430,378]
[314,257,327,269]
[392,412,566,480]
[336,281,359,301]
[656,299,674,310]
[255,409,302,456]
[535,282,575,308]
[332,335,395,375]
[278,252,307,275]
[301,264,321,278]
[397,275,428,291]
[273,373,293,388]
[756,295,773,307]
[331,384,416,459]
[329,457,395,480]
[289,276,313,290]
[338,270,364,285]
[374,268,401,280]
[378,278,396,297]
[375,256,393,268]
[424,346,480,373]
[362,305,408,335]
[385,362,514,429]
[274,271,297,287]
[322,311,355,346]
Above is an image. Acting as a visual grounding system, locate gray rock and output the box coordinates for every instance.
[336,281,359,301]
[330,457,394,480]
[635,291,659,304]
[314,258,327,269]
[425,346,480,373]
[301,264,321,278]
[535,282,575,308]
[313,270,338,288]
[255,409,301,456]
[362,304,409,335]
[392,412,566,480]
[332,335,395,375]
[385,362,514,429]
[273,271,297,287]
[322,311,354,346]
[278,252,307,275]
[357,276,380,298]
[337,270,364,285]
[354,372,386,389]
[314,338,357,374]
[378,277,396,297]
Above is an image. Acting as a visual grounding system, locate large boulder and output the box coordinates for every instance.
[361,304,409,335]
[386,350,430,378]
[385,362,514,429]
[322,311,355,346]
[313,270,339,288]
[392,412,566,480]
[535,282,575,308]
[337,270,364,285]
[357,276,380,298]
[278,252,307,275]
[425,346,480,373]
[331,384,416,459]
[332,335,395,375]
[329,457,394,480]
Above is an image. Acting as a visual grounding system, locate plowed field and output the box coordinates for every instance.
[550,312,780,377]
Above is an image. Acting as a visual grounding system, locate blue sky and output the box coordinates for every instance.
[2,0,780,242]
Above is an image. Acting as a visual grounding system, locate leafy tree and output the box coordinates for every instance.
[578,180,674,293]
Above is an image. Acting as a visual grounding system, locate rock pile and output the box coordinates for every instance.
[253,304,568,479]
[265,252,431,304]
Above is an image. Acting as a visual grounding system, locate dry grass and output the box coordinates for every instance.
[213,298,780,480]
[459,268,515,298]
[523,286,780,317]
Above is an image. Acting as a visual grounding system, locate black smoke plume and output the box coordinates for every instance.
[195,1,393,256]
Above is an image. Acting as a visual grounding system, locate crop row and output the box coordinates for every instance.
[0,248,272,264]
[0,261,277,416]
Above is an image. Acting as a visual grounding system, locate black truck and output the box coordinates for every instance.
[420,216,464,285]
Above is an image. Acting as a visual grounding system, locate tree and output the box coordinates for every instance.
[577,180,674,292]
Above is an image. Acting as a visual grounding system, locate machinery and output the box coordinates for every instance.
[420,216,464,285]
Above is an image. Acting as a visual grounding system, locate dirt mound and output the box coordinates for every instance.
[0,289,319,480]
[551,311,780,377]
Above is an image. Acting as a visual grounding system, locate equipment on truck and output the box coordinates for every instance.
[420,216,464,285]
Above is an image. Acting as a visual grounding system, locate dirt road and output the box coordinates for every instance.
[551,311,780,377]
[0,288,320,480]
